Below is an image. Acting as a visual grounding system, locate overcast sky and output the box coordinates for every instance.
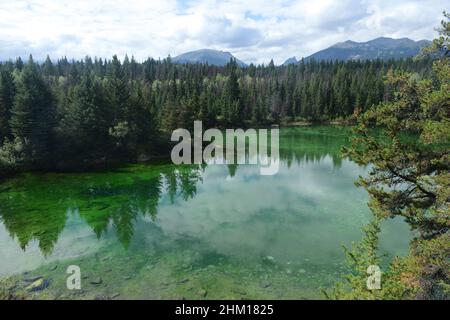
[0,0,447,64]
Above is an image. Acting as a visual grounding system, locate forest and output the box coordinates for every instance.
[0,54,433,175]
[0,4,448,301]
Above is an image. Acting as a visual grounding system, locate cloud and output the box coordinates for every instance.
[0,0,445,64]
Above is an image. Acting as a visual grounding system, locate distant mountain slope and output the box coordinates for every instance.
[302,37,431,62]
[283,56,298,65]
[172,49,247,67]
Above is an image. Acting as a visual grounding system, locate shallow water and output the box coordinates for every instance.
[0,126,411,299]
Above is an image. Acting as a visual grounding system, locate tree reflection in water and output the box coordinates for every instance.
[0,126,351,255]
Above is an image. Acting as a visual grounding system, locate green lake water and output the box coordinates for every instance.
[0,126,412,299]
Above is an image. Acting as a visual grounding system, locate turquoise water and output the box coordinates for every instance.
[0,126,411,299]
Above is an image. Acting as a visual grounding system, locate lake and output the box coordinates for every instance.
[0,126,411,299]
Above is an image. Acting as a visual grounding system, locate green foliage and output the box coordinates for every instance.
[0,66,15,140]
[57,74,110,156]
[333,13,449,300]
[9,56,56,165]
[325,219,447,299]
[0,39,436,175]
[109,121,130,146]
[420,11,449,58]
[0,137,27,174]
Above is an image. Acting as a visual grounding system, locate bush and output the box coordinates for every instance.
[0,137,27,175]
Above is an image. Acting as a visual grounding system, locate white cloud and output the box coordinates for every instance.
[0,0,446,64]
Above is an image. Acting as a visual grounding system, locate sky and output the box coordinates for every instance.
[0,0,447,65]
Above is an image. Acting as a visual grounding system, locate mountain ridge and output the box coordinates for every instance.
[172,49,247,67]
[283,37,431,65]
[283,56,298,65]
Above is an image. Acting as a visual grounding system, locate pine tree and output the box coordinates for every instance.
[224,59,241,125]
[42,55,55,78]
[0,67,15,140]
[337,14,450,299]
[127,83,155,146]
[106,55,132,149]
[58,74,109,155]
[198,91,215,128]
[15,57,23,71]
[9,56,56,163]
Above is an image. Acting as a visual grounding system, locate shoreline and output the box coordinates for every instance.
[0,123,352,180]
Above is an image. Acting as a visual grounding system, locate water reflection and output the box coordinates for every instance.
[0,166,204,255]
[0,126,354,257]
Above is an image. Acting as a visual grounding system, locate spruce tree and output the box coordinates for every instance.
[9,56,56,164]
[0,67,15,140]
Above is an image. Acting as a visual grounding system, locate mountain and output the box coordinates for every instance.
[302,37,431,62]
[172,49,247,67]
[283,56,298,65]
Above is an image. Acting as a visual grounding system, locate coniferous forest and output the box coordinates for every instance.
[0,55,433,174]
[0,1,448,304]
